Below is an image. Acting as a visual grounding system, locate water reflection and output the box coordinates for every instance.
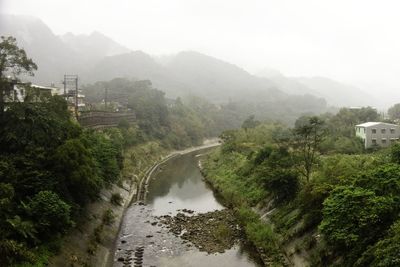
[146,152,224,216]
[144,150,263,267]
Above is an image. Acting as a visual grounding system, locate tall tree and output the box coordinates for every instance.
[0,36,37,114]
[388,103,400,121]
[241,115,260,131]
[293,116,326,182]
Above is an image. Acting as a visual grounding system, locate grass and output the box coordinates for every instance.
[202,148,285,265]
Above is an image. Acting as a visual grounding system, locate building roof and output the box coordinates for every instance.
[356,122,398,128]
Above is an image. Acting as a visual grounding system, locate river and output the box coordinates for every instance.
[113,148,263,267]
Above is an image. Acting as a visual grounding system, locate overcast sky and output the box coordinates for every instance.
[2,0,400,91]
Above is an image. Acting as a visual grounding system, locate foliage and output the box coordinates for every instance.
[110,193,123,206]
[319,186,395,253]
[53,138,103,205]
[388,103,400,121]
[293,116,326,181]
[253,146,300,202]
[241,115,260,130]
[0,96,80,154]
[0,36,37,78]
[362,220,400,267]
[236,206,284,265]
[82,78,218,149]
[81,130,121,183]
[26,191,73,237]
[203,111,398,266]
[0,239,36,266]
[102,209,115,226]
[0,96,124,264]
[390,143,400,164]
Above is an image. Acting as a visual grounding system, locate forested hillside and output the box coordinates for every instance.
[0,96,125,265]
[202,107,399,266]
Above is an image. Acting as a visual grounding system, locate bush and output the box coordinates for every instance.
[110,193,123,206]
[53,139,103,205]
[319,186,395,251]
[27,191,73,237]
[0,239,36,266]
[102,209,115,226]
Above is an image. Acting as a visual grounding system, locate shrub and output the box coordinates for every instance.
[110,193,123,206]
[27,191,73,237]
[319,186,395,251]
[0,239,36,266]
[102,209,115,226]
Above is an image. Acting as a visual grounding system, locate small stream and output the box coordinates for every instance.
[113,148,263,267]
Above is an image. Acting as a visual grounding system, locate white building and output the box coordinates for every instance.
[355,122,400,149]
[3,83,55,103]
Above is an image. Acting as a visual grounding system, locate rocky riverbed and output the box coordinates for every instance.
[157,209,243,254]
[114,148,263,267]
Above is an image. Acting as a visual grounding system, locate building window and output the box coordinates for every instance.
[391,128,395,134]
[381,129,386,134]
[372,129,377,134]
[382,139,387,144]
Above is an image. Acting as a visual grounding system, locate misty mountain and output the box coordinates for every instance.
[0,14,81,85]
[61,31,130,61]
[165,51,285,102]
[257,68,318,96]
[0,14,328,119]
[294,76,375,107]
[257,68,374,107]
[87,51,189,97]
[0,15,131,85]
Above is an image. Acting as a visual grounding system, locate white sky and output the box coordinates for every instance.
[2,0,400,91]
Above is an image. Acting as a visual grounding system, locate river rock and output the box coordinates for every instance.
[157,209,243,254]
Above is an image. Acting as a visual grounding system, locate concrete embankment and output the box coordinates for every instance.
[49,139,220,267]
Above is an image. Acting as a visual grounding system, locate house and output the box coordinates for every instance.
[355,122,400,148]
[3,82,54,103]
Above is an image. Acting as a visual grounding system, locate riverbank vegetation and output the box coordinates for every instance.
[203,107,400,266]
[0,96,126,266]
[0,84,233,265]
[0,36,230,266]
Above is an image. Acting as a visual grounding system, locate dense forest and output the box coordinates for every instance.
[202,107,400,266]
[0,95,126,265]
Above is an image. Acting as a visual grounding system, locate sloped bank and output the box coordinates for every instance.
[198,158,289,267]
[49,140,220,267]
[49,141,167,267]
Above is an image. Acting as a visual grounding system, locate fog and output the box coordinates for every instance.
[2,0,400,107]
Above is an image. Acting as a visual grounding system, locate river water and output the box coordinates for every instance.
[113,149,263,267]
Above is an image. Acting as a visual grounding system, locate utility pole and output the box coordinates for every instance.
[63,74,67,98]
[63,74,79,119]
[105,87,108,110]
[75,76,78,119]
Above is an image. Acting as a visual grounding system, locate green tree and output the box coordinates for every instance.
[388,103,400,121]
[254,146,299,202]
[26,191,72,237]
[53,139,103,205]
[390,143,400,164]
[81,131,121,183]
[319,186,395,253]
[242,115,260,131]
[0,36,37,113]
[293,116,326,182]
[368,220,400,267]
